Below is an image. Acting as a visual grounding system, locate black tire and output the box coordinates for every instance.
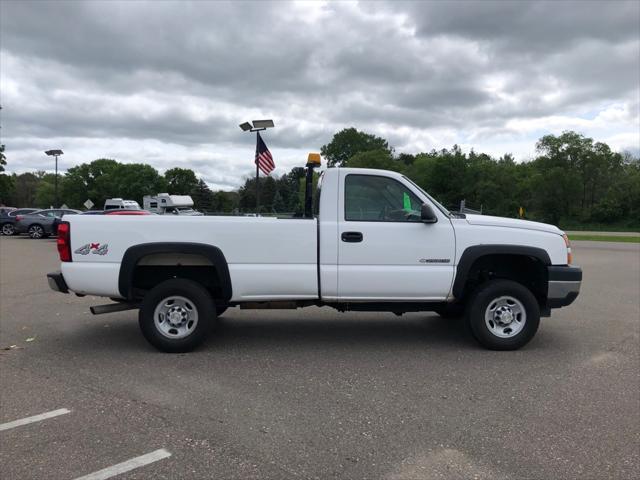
[216,306,228,317]
[466,279,540,350]
[1,223,15,236]
[434,303,465,319]
[28,224,45,239]
[139,278,215,353]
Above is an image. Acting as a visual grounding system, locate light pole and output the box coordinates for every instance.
[45,149,63,208]
[239,120,274,213]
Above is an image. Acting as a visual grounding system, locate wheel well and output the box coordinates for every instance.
[130,253,224,301]
[119,243,232,301]
[459,254,548,304]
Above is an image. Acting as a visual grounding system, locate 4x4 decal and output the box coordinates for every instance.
[74,243,109,255]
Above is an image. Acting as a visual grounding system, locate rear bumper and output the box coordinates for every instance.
[547,265,582,308]
[47,271,69,294]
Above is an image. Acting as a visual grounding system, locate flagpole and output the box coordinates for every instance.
[255,132,260,213]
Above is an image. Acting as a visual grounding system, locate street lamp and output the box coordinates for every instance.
[45,149,63,208]
[239,120,274,212]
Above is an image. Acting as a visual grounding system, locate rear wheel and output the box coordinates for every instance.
[1,223,15,236]
[28,224,45,239]
[139,278,215,352]
[466,279,540,350]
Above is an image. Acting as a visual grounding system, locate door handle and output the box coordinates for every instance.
[341,231,363,243]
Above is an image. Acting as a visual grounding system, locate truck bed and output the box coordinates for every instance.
[62,215,318,301]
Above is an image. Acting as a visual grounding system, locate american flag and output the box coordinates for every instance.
[255,132,275,175]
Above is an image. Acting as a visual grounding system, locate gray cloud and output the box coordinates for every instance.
[1,0,638,189]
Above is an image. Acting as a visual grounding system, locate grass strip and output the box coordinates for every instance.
[569,234,640,243]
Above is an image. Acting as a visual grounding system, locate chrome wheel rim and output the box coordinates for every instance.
[2,224,14,235]
[484,295,526,338]
[29,226,43,239]
[153,295,199,339]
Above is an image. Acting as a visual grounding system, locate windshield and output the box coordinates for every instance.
[402,176,452,217]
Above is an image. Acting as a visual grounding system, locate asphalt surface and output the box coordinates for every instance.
[0,235,638,479]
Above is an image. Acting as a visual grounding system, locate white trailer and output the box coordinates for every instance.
[143,194,203,216]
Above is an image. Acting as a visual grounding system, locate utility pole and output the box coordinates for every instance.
[45,149,64,207]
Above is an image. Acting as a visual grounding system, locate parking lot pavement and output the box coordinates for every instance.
[1,235,639,480]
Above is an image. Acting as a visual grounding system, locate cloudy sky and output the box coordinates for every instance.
[1,0,638,190]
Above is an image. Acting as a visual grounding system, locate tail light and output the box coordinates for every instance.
[57,221,72,262]
[562,233,573,264]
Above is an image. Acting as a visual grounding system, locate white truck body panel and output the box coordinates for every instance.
[335,168,455,300]
[64,215,317,301]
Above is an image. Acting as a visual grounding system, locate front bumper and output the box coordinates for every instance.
[547,265,582,308]
[47,271,69,294]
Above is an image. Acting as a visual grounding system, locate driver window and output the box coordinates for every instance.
[345,175,422,222]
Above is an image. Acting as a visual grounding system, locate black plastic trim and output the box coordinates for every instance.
[118,242,232,301]
[47,271,69,294]
[316,218,322,300]
[548,265,582,282]
[452,244,551,298]
[547,291,579,308]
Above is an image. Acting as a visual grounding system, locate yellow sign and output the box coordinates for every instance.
[519,207,525,218]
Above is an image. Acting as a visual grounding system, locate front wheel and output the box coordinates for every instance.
[466,280,540,350]
[139,279,215,352]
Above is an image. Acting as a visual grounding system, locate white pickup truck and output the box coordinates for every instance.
[48,158,581,352]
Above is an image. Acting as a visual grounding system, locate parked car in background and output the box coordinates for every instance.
[0,207,17,216]
[15,209,81,239]
[0,208,39,235]
[105,209,153,215]
[104,198,141,211]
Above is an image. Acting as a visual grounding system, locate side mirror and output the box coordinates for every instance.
[421,203,438,223]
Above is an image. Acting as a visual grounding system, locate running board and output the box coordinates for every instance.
[90,302,139,315]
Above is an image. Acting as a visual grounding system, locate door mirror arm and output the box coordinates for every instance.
[421,203,438,224]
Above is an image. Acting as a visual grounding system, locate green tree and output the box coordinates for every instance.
[190,178,215,212]
[61,159,121,208]
[116,163,168,204]
[345,149,401,172]
[0,145,13,204]
[34,173,59,208]
[321,128,391,167]
[272,190,285,213]
[0,173,14,204]
[165,168,198,195]
[10,173,40,207]
[0,144,6,173]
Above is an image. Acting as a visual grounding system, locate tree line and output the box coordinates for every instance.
[0,129,638,227]
[320,128,639,227]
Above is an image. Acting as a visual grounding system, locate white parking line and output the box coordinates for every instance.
[73,449,172,480]
[0,408,71,432]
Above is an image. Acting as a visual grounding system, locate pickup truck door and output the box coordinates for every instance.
[337,172,455,301]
